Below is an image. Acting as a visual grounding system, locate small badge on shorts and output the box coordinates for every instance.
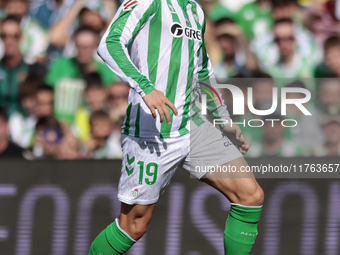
[131,188,140,198]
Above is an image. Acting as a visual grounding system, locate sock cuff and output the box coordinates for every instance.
[115,218,137,243]
[105,219,136,254]
[230,203,263,223]
[230,203,263,208]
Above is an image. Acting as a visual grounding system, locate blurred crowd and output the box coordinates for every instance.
[0,0,339,159]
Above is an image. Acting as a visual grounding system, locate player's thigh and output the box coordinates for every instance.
[201,157,264,206]
[118,202,156,240]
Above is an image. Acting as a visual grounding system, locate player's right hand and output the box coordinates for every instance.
[143,90,178,124]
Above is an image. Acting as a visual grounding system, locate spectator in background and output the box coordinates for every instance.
[232,72,274,145]
[284,80,324,151]
[107,82,130,127]
[265,19,316,79]
[303,0,339,45]
[0,17,30,116]
[315,36,340,78]
[2,0,48,64]
[271,0,302,21]
[199,0,234,23]
[251,71,274,109]
[56,134,81,159]
[235,0,273,39]
[30,0,75,29]
[83,73,107,112]
[74,72,107,142]
[8,75,42,148]
[223,74,250,120]
[47,27,116,123]
[251,0,322,69]
[198,0,235,65]
[246,113,304,157]
[107,82,130,109]
[30,116,63,159]
[83,110,122,159]
[213,18,257,81]
[318,78,340,115]
[62,2,109,58]
[35,85,54,118]
[47,27,116,88]
[48,0,108,51]
[312,114,340,156]
[0,108,24,158]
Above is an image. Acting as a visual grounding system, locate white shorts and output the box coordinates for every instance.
[117,122,243,205]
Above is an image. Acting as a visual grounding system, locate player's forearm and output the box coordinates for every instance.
[97,39,155,97]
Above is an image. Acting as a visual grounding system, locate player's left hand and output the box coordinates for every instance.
[222,124,250,155]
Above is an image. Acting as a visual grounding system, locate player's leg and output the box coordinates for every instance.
[202,157,264,255]
[89,133,187,255]
[89,203,156,255]
[119,202,156,240]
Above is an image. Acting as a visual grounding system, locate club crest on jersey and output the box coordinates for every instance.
[193,10,199,22]
[169,22,202,41]
[123,0,139,11]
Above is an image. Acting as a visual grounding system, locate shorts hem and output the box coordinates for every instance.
[117,195,159,205]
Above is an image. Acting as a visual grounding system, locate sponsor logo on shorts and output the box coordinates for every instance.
[131,188,140,197]
[222,134,233,147]
[123,0,139,11]
[169,23,202,41]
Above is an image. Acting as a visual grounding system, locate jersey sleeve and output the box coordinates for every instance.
[97,0,158,97]
[197,18,232,129]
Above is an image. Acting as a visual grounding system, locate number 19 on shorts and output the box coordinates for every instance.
[137,161,158,185]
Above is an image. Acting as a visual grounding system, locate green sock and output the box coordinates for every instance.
[89,219,136,255]
[224,203,262,255]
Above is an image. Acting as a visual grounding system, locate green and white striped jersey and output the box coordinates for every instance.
[98,0,231,138]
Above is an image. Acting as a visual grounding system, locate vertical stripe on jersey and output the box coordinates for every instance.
[170,0,191,136]
[152,2,173,134]
[147,10,162,85]
[178,3,195,135]
[180,1,204,131]
[130,20,152,78]
[135,103,141,137]
[160,0,183,138]
[123,103,132,135]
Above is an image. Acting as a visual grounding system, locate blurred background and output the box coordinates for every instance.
[0,0,339,159]
[1,0,340,255]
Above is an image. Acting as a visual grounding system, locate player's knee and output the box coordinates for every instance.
[239,185,264,206]
[252,186,264,206]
